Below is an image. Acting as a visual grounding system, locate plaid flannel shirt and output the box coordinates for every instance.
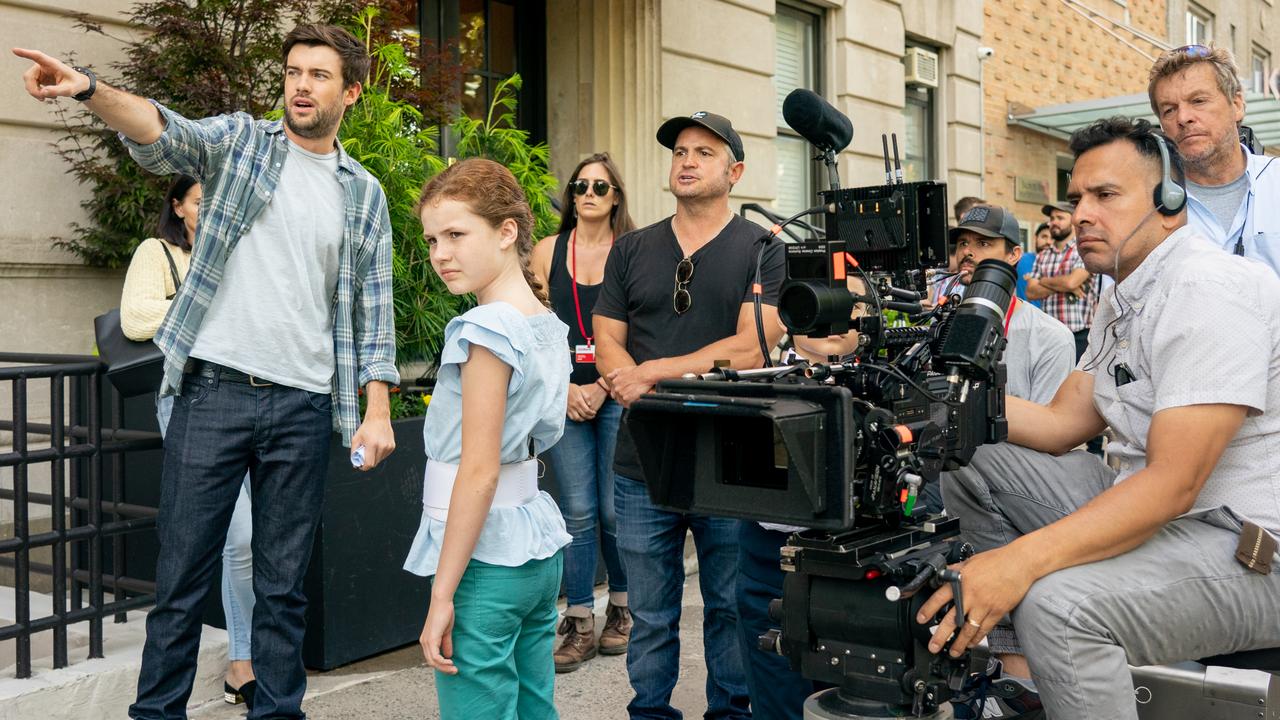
[1030,239,1096,332]
[122,101,399,447]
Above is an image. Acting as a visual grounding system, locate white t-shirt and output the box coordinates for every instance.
[191,142,344,393]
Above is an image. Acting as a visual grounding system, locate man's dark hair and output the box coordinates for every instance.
[282,24,370,88]
[1067,116,1184,187]
[157,175,198,252]
[1034,222,1049,236]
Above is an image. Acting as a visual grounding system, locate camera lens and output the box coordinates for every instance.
[780,281,854,336]
[958,259,1015,321]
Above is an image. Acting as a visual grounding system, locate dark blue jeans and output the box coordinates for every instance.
[545,400,626,608]
[736,522,819,720]
[614,474,750,720]
[130,373,333,719]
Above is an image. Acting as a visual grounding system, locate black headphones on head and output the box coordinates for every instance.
[1152,133,1187,216]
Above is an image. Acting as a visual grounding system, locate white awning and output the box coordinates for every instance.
[1008,91,1280,151]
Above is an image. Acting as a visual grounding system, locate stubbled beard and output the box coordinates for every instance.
[1050,225,1072,241]
[284,99,341,139]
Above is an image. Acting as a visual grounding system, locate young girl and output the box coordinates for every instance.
[404,158,572,719]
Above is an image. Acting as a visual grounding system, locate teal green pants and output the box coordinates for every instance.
[433,553,563,720]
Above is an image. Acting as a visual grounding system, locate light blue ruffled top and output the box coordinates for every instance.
[403,302,573,577]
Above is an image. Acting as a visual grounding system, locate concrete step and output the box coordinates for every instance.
[0,587,226,720]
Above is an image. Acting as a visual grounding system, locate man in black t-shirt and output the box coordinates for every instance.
[594,111,786,720]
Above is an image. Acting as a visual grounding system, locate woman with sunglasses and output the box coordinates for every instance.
[531,152,636,672]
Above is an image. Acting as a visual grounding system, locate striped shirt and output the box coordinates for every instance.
[1030,239,1096,332]
[121,102,399,446]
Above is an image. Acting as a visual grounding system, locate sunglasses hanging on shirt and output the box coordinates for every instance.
[569,179,618,197]
[673,257,695,315]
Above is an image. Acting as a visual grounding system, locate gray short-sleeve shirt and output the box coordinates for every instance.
[1081,226,1280,533]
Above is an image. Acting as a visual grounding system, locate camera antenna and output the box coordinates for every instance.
[891,133,904,184]
[881,134,893,185]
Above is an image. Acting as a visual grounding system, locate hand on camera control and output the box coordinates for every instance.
[915,544,1039,657]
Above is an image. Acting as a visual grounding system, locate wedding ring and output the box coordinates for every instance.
[965,618,982,630]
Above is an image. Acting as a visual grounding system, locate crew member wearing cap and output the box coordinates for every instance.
[593,111,785,720]
[919,207,1076,519]
[1025,200,1097,361]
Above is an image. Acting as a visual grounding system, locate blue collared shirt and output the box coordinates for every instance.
[1185,146,1280,277]
[121,102,399,446]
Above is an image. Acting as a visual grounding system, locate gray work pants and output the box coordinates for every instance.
[941,443,1280,720]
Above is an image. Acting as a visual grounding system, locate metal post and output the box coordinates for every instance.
[110,389,125,623]
[69,374,83,612]
[50,373,68,669]
[87,370,104,660]
[12,376,31,679]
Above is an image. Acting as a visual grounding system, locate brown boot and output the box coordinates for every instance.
[598,603,632,656]
[553,614,597,673]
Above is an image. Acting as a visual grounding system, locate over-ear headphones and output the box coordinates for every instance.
[1152,133,1187,216]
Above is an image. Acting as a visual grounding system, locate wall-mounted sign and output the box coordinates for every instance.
[1015,177,1051,204]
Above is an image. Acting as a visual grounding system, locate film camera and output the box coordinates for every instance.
[624,90,1017,719]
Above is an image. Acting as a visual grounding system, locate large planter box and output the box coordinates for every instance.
[301,416,431,670]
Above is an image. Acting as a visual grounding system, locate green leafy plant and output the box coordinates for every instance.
[335,7,559,372]
[54,0,317,267]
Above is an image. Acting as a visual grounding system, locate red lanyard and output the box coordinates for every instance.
[1004,296,1018,336]
[570,228,612,345]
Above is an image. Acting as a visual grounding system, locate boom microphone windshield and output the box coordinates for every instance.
[783,88,854,153]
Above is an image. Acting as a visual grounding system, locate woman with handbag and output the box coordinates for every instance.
[120,175,258,708]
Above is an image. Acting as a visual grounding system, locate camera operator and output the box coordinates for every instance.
[593,111,787,720]
[918,117,1280,720]
[917,207,1076,522]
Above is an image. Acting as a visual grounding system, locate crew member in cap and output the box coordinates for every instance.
[918,206,1076,519]
[1025,200,1097,362]
[594,111,786,720]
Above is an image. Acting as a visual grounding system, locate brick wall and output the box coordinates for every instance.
[982,0,1168,226]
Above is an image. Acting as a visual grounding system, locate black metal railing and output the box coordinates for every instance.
[0,353,161,679]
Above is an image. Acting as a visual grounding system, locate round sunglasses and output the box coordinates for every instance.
[569,179,619,197]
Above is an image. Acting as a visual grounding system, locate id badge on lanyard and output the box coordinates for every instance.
[575,342,596,364]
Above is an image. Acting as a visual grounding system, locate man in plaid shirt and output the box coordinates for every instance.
[1025,200,1098,361]
[17,24,397,719]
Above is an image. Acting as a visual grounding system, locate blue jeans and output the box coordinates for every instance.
[156,395,254,662]
[614,474,750,720]
[736,522,819,720]
[545,400,625,608]
[132,374,332,719]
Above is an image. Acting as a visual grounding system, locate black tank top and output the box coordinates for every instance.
[548,230,604,385]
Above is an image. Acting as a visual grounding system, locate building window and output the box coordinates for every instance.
[420,0,546,141]
[902,84,935,182]
[773,2,821,219]
[1253,48,1271,93]
[1186,5,1212,46]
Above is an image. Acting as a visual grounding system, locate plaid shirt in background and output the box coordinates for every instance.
[1030,239,1097,332]
[122,102,399,447]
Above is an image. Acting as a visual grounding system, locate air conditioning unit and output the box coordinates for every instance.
[904,47,940,88]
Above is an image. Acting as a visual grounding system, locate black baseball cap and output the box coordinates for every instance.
[656,111,745,162]
[1041,200,1075,217]
[948,205,1021,247]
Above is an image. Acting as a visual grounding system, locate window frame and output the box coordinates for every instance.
[773,0,824,221]
[1252,46,1271,93]
[419,0,546,143]
[1185,4,1212,47]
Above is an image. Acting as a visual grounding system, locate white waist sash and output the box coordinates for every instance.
[423,458,540,522]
